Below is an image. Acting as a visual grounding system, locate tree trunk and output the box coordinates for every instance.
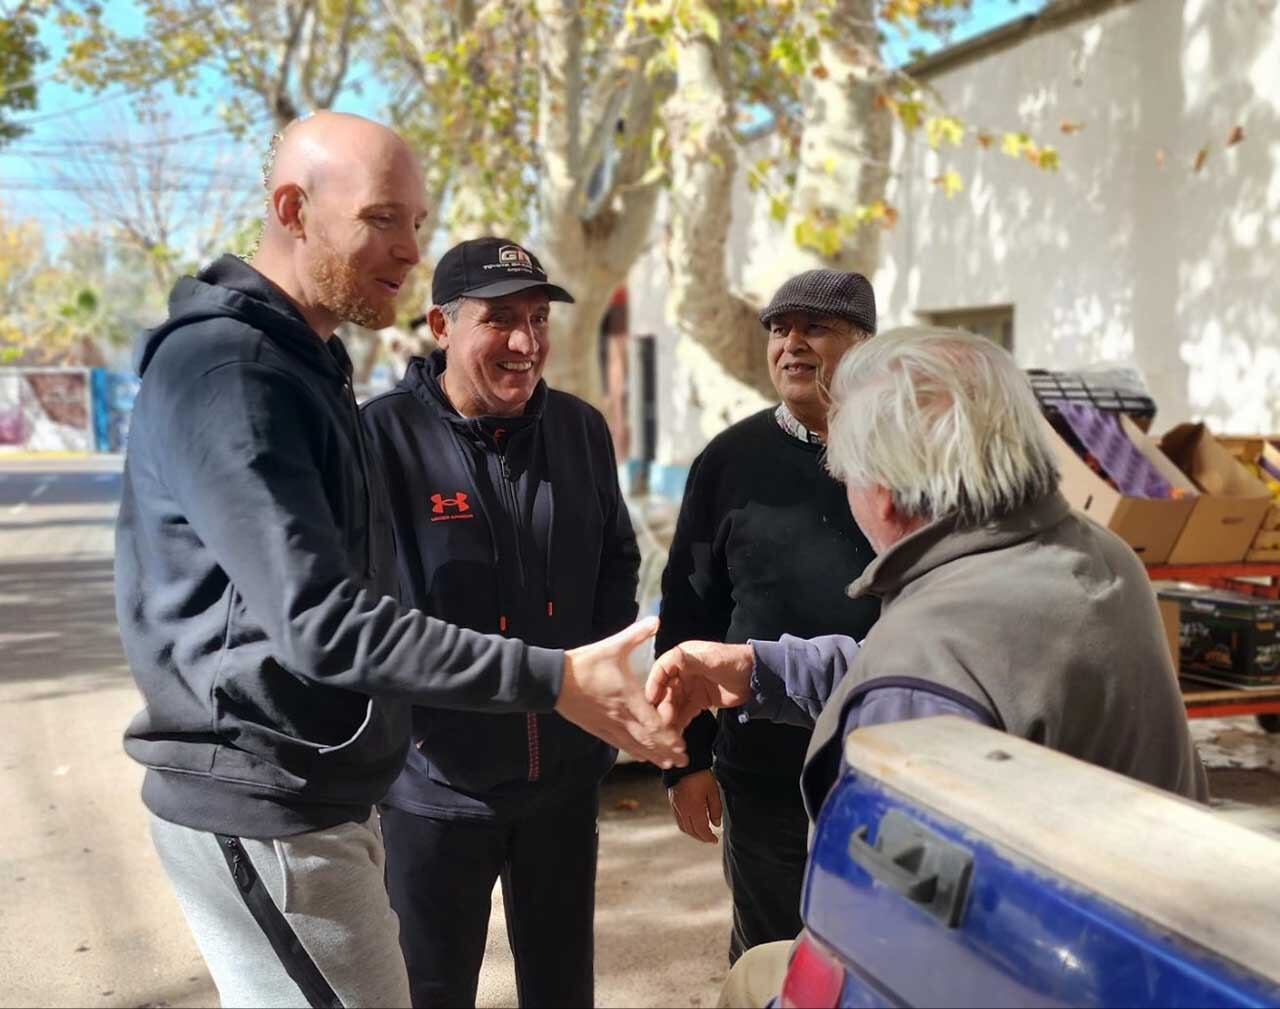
[777,0,892,278]
[533,0,662,409]
[656,11,775,469]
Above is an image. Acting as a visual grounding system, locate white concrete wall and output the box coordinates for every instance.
[629,0,1280,491]
[875,0,1280,431]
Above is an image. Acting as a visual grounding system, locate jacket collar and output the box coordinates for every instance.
[402,350,545,441]
[848,490,1072,600]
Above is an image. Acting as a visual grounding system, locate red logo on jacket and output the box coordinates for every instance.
[430,492,474,522]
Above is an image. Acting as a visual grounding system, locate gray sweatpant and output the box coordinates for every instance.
[149,811,411,1008]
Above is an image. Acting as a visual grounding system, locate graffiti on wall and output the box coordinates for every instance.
[0,369,93,452]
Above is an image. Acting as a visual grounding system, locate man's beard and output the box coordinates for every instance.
[309,238,396,330]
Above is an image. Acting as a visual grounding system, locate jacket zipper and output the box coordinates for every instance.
[344,377,377,578]
[498,440,539,781]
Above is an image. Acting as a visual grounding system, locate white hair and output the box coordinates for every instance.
[824,326,1059,527]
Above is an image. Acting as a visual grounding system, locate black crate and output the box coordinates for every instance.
[1027,368,1157,432]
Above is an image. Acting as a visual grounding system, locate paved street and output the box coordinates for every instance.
[1,457,1278,1008]
[0,457,730,1009]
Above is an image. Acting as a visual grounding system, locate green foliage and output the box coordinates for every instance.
[0,203,154,364]
[0,9,47,145]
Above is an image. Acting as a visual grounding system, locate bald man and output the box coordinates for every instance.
[115,112,684,1008]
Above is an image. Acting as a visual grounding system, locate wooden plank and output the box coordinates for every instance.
[844,717,1280,983]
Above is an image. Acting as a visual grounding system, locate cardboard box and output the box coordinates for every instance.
[1246,548,1280,563]
[1159,423,1273,565]
[1158,586,1280,687]
[1252,531,1280,551]
[1047,416,1195,565]
[1263,505,1280,532]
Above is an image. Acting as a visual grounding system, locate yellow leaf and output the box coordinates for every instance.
[693,4,721,43]
[897,100,924,132]
[1001,132,1028,158]
[925,115,964,148]
[1037,146,1060,171]
[933,170,963,198]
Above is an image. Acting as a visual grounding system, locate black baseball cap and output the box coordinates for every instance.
[432,237,575,305]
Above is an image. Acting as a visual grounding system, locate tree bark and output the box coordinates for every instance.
[533,0,663,408]
[657,8,774,469]
[777,0,892,277]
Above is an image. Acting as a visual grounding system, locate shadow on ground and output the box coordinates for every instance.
[0,558,130,699]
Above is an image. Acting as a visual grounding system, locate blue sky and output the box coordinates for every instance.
[2,0,1048,246]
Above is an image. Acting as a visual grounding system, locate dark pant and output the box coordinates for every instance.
[720,779,810,965]
[380,788,600,1008]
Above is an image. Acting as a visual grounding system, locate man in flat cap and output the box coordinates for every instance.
[657,269,882,965]
[361,237,639,1007]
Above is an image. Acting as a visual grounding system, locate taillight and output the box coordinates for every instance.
[779,931,846,1009]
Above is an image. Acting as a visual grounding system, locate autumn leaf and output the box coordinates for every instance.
[933,170,964,198]
[896,100,925,132]
[925,115,965,148]
[1193,146,1209,172]
[1155,147,1166,169]
[812,65,830,79]
[1226,125,1245,147]
[1001,132,1029,158]
[1036,146,1061,171]
[976,133,994,149]
[1060,121,1085,134]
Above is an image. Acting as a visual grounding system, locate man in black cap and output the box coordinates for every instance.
[657,268,881,965]
[361,237,639,1007]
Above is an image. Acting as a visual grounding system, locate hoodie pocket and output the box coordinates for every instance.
[410,708,532,794]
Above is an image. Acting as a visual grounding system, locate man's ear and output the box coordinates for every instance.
[427,306,450,348]
[270,183,307,239]
[872,483,897,524]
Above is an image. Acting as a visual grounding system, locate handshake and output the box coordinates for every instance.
[555,617,754,769]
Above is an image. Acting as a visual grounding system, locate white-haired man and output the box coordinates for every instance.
[646,327,1208,1007]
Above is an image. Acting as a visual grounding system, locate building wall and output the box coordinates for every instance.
[875,0,1280,432]
[628,0,1280,496]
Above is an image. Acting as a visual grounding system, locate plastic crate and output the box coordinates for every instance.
[1027,367,1157,432]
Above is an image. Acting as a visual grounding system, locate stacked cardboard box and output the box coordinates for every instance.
[1217,437,1280,561]
[1049,415,1272,565]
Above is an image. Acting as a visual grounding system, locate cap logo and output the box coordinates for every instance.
[498,245,533,271]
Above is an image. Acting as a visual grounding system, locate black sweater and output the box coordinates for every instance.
[360,352,639,819]
[657,408,880,794]
[116,257,564,838]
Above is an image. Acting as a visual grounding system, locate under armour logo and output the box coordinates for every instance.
[430,492,474,522]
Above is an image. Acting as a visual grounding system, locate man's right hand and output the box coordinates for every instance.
[557,617,688,770]
[668,769,723,844]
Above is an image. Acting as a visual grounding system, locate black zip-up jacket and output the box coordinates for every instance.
[360,352,639,819]
[115,256,565,838]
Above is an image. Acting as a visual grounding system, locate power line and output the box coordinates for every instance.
[0,178,257,191]
[3,125,253,150]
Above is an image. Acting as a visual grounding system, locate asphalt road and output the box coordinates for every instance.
[3,458,1278,1008]
[0,457,732,1009]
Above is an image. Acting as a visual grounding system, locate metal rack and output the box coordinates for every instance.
[1146,563,1280,724]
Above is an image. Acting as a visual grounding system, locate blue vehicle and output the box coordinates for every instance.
[781,717,1280,1008]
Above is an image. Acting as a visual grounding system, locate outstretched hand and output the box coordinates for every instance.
[645,640,755,732]
[557,617,688,769]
